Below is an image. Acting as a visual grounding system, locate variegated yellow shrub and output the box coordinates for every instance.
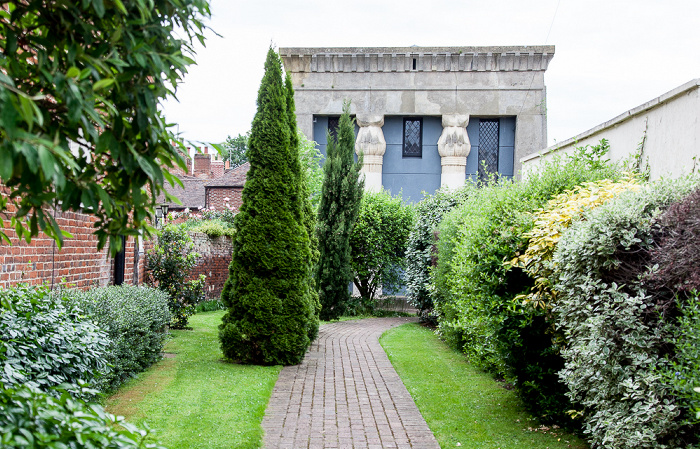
[510,174,641,309]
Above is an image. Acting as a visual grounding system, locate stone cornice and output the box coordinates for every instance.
[280,46,555,73]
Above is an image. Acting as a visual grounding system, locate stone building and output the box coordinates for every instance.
[281,46,554,201]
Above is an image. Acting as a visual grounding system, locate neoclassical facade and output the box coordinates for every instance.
[280,46,554,201]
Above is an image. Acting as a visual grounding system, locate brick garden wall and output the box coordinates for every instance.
[189,231,233,300]
[0,203,149,290]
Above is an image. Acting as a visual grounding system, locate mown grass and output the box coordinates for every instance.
[380,323,589,449]
[105,310,281,449]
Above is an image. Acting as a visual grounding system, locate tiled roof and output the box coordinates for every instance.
[204,162,249,187]
[156,175,205,210]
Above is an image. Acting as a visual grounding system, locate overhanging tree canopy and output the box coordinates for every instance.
[0,0,211,254]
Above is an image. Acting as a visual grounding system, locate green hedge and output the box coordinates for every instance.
[64,285,171,393]
[404,186,470,321]
[431,145,625,425]
[0,384,165,448]
[0,285,109,400]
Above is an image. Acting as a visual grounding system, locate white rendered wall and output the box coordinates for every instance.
[522,79,700,180]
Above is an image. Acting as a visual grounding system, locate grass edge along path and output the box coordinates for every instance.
[105,310,282,449]
[380,323,589,449]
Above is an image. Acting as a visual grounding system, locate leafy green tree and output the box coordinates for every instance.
[316,102,364,320]
[222,133,249,168]
[219,48,316,365]
[350,190,414,303]
[0,1,210,254]
[299,130,324,210]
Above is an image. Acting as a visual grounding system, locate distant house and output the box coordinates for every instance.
[280,45,555,202]
[158,175,206,212]
[204,162,250,211]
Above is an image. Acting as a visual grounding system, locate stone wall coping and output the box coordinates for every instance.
[280,46,554,73]
[522,78,700,163]
[280,46,554,56]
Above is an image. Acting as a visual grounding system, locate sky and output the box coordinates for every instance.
[161,0,700,149]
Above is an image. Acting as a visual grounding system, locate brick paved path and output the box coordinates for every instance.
[262,317,440,449]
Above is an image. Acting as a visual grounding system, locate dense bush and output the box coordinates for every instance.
[663,291,700,431]
[219,48,318,366]
[512,176,641,309]
[404,187,470,319]
[431,147,626,424]
[63,285,170,393]
[0,285,108,400]
[172,207,236,229]
[350,189,414,305]
[553,176,699,448]
[195,299,227,312]
[186,220,236,238]
[647,187,700,293]
[146,224,206,328]
[0,384,165,448]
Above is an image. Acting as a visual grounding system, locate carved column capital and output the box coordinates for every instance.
[355,114,386,191]
[438,114,471,188]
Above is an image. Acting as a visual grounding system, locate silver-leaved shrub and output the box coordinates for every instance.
[553,175,700,449]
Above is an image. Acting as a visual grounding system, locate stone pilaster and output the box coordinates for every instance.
[355,115,386,192]
[438,114,471,189]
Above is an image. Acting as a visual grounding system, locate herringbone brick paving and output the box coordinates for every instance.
[262,317,440,449]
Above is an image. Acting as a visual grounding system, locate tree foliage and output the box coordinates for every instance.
[350,190,413,302]
[219,48,317,366]
[0,0,211,254]
[298,130,324,210]
[316,101,364,320]
[222,133,249,169]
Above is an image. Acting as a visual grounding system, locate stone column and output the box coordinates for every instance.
[437,114,471,189]
[355,115,386,192]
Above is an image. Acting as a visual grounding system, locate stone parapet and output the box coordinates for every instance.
[281,46,554,74]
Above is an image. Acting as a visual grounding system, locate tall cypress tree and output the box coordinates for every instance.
[285,71,320,341]
[316,101,364,320]
[219,48,316,365]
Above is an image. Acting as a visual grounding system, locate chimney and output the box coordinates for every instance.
[193,152,211,179]
[204,146,208,154]
[211,160,224,178]
[225,160,230,170]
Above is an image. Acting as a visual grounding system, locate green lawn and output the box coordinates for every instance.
[105,311,281,449]
[380,323,589,449]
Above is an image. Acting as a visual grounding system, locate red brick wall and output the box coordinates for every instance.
[206,187,243,212]
[0,205,150,290]
[189,232,233,299]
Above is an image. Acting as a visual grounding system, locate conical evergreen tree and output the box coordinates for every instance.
[219,48,316,365]
[285,71,320,341]
[315,101,364,320]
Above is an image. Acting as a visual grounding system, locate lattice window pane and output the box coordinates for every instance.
[478,119,500,183]
[403,119,422,157]
[328,116,340,142]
